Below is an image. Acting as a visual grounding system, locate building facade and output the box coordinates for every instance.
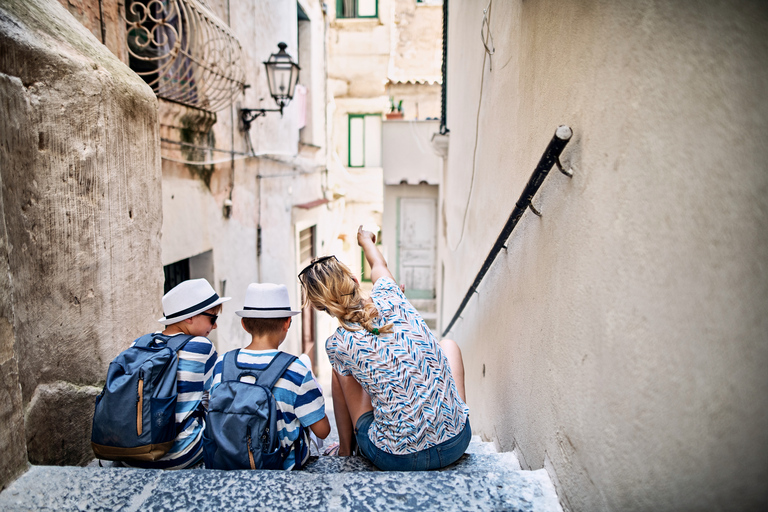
[0,0,340,481]
[327,0,444,328]
[437,1,768,510]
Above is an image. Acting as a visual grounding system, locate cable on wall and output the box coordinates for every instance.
[447,0,494,252]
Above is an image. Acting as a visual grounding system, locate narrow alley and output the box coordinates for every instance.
[0,0,766,511]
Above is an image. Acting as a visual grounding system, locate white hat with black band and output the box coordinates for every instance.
[158,278,231,325]
[236,283,301,319]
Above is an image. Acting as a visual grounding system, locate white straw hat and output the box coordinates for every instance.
[158,278,231,325]
[236,283,301,318]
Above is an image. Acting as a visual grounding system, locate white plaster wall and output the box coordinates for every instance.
[390,0,443,82]
[298,0,329,149]
[232,0,300,156]
[382,119,441,185]
[158,0,331,355]
[439,1,768,510]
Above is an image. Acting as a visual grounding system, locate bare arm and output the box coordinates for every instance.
[357,226,395,285]
[309,415,331,439]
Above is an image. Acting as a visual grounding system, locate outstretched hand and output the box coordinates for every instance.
[357,225,376,246]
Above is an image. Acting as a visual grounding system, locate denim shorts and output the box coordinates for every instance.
[354,411,471,471]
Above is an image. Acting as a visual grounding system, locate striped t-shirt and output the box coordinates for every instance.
[326,277,470,455]
[127,332,217,469]
[211,349,326,470]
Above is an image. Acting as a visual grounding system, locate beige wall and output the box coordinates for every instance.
[439,1,768,510]
[0,0,162,475]
[157,0,334,356]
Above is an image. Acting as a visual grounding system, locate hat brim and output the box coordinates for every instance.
[236,309,301,319]
[158,296,231,325]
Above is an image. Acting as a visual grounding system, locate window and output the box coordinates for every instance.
[163,258,190,294]
[299,227,317,374]
[337,0,377,19]
[348,114,382,167]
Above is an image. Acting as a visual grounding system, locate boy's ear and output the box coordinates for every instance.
[284,317,292,331]
[241,318,247,330]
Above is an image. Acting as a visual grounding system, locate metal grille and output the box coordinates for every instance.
[124,0,246,112]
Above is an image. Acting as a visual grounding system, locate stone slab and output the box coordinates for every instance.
[0,465,562,512]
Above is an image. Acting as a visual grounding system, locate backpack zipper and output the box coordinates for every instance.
[137,370,144,436]
[246,428,256,469]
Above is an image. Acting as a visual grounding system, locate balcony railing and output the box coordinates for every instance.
[124,0,246,112]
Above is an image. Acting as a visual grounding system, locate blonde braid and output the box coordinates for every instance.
[301,257,394,335]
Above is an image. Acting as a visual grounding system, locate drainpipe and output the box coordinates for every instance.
[439,0,449,135]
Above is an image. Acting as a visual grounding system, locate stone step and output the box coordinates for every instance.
[301,450,520,474]
[0,465,562,512]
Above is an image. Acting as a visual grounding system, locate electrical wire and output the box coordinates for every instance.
[448,0,493,251]
[160,154,251,166]
[160,150,302,166]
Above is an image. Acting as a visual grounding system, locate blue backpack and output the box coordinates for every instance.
[203,350,301,470]
[91,333,195,461]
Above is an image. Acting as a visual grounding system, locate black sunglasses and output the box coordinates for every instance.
[298,255,337,283]
[199,312,218,325]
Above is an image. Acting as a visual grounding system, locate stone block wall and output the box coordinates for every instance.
[0,0,163,486]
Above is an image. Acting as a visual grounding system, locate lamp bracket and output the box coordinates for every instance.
[240,107,283,131]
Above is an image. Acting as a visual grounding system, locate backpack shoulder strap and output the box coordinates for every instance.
[156,333,196,353]
[132,333,157,349]
[256,352,297,390]
[220,349,242,382]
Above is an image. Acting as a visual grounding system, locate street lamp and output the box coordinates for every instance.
[240,42,301,131]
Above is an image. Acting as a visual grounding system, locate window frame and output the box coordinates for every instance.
[336,0,378,19]
[347,113,382,168]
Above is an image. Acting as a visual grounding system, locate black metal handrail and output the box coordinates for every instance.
[442,125,574,337]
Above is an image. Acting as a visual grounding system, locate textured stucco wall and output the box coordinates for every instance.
[0,0,162,470]
[0,74,27,488]
[439,1,768,510]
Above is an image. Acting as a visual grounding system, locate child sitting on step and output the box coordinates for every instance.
[209,283,330,470]
[299,226,470,471]
[127,278,229,469]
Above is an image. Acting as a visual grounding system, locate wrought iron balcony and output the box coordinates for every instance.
[124,0,246,112]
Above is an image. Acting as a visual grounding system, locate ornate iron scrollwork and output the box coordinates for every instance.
[124,0,245,112]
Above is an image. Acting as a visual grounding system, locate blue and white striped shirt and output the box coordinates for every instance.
[212,349,326,470]
[128,332,217,469]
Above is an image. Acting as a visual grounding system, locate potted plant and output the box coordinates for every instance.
[386,97,404,119]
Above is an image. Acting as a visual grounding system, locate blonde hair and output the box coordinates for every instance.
[300,257,393,335]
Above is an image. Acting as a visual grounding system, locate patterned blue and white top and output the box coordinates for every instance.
[128,332,217,469]
[211,349,326,470]
[326,277,470,455]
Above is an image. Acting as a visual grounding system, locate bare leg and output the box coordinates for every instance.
[331,371,355,456]
[440,339,466,402]
[331,370,373,456]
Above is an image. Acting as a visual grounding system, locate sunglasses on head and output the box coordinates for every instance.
[298,255,337,283]
[199,312,218,325]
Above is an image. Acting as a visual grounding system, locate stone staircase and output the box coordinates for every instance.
[0,435,561,511]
